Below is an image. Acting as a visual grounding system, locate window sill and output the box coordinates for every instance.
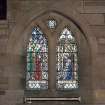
[24,97,81,104]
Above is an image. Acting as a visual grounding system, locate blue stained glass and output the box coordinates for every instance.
[65,63,72,80]
[26,27,48,90]
[32,27,47,44]
[57,28,78,90]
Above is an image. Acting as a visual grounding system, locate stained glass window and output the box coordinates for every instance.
[47,19,57,29]
[26,27,48,90]
[56,28,78,90]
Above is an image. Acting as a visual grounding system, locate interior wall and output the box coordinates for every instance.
[0,0,104,105]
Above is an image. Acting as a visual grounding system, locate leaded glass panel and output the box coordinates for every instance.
[26,27,48,90]
[56,28,78,90]
[47,19,57,29]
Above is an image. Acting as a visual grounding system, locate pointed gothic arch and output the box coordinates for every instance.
[7,11,96,103]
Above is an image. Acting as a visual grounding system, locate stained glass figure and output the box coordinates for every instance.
[26,27,48,90]
[56,28,78,90]
[47,19,57,29]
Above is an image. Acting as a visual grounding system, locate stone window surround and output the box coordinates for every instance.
[7,11,94,103]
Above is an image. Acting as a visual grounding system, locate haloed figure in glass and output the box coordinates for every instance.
[64,57,72,80]
[57,28,78,90]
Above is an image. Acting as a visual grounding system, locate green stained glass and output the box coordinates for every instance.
[26,27,48,90]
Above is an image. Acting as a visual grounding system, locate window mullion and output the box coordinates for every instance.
[48,38,56,92]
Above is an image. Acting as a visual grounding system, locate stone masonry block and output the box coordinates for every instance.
[94,89,105,104]
[84,0,105,6]
[83,14,105,25]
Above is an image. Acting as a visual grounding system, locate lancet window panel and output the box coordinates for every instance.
[56,28,78,90]
[26,27,48,90]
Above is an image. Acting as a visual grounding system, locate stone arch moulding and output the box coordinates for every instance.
[7,10,97,79]
[7,10,97,102]
[7,10,97,63]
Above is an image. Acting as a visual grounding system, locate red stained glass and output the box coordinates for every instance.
[26,27,48,90]
[35,56,42,80]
